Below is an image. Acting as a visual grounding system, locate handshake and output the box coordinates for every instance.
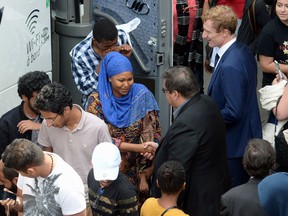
[140,141,159,160]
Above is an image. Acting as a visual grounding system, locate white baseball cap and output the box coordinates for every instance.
[92,142,121,181]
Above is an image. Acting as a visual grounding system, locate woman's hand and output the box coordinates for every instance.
[140,142,159,160]
[272,73,288,85]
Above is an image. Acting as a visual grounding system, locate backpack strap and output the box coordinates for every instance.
[247,0,258,36]
[160,206,179,216]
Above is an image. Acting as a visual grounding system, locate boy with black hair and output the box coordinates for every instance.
[140,161,188,216]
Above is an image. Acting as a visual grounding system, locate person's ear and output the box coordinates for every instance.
[156,179,159,188]
[26,168,37,177]
[21,95,28,102]
[12,176,18,186]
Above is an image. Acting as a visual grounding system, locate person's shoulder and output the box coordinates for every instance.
[260,172,288,187]
[230,41,255,58]
[84,109,106,124]
[166,208,189,216]
[70,33,93,57]
[117,173,137,188]
[115,173,137,195]
[222,183,247,199]
[141,197,157,210]
[0,104,24,123]
[133,83,149,92]
[261,18,276,32]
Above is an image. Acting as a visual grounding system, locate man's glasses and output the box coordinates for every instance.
[41,109,63,123]
[162,88,169,94]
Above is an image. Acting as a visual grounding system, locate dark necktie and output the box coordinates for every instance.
[212,53,220,73]
[214,53,220,68]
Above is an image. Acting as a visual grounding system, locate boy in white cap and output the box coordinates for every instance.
[88,142,138,216]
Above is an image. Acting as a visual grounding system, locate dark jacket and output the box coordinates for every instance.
[153,93,231,216]
[208,42,262,158]
[221,178,267,216]
[0,102,34,156]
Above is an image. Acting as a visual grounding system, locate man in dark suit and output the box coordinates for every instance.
[152,65,231,216]
[202,5,262,187]
[220,139,276,216]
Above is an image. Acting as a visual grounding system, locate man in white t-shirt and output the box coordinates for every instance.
[0,138,86,216]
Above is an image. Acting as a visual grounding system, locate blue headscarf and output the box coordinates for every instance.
[258,172,288,216]
[98,52,159,128]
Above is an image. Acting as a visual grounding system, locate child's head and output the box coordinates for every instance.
[157,161,186,195]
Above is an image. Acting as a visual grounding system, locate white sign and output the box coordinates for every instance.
[0,0,52,116]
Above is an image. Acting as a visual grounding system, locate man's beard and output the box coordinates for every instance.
[9,183,17,194]
[28,100,40,115]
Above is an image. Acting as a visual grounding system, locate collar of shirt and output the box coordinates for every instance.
[173,98,190,119]
[217,37,237,61]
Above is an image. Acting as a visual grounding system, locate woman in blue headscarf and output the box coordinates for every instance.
[86,52,161,200]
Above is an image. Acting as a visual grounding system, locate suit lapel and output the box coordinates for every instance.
[208,66,220,95]
[207,43,238,95]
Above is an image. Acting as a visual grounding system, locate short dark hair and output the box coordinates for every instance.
[162,66,200,98]
[157,161,186,195]
[2,167,18,181]
[243,139,276,179]
[2,139,45,172]
[93,18,118,42]
[34,82,73,114]
[17,71,51,99]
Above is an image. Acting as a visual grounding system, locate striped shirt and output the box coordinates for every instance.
[70,29,128,107]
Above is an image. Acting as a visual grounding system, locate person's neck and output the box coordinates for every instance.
[23,102,38,119]
[65,105,81,131]
[40,153,54,178]
[157,193,179,209]
[219,34,236,48]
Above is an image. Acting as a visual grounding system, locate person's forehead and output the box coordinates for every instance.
[99,38,117,46]
[203,20,217,31]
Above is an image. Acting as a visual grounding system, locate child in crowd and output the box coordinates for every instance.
[140,161,188,216]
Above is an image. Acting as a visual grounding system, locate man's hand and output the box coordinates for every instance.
[143,141,159,150]
[111,44,132,57]
[141,142,159,160]
[17,120,41,134]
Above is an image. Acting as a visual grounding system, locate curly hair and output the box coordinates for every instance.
[201,5,238,34]
[34,82,73,114]
[17,71,51,99]
[157,161,186,195]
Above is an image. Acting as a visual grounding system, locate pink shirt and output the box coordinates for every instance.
[173,0,197,43]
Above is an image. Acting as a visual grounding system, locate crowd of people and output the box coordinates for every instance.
[0,0,288,215]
